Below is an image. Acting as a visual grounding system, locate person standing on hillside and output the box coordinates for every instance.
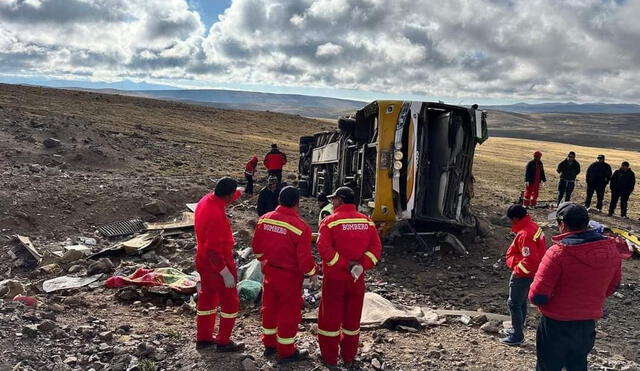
[529,202,622,370]
[244,155,259,195]
[556,152,581,205]
[523,151,546,208]
[608,161,635,218]
[257,176,280,216]
[194,177,245,352]
[252,186,318,363]
[264,144,287,183]
[316,186,382,367]
[500,204,547,346]
[584,154,612,212]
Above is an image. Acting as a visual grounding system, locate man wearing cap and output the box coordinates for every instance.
[524,151,546,208]
[585,155,612,212]
[316,186,382,367]
[252,186,318,363]
[608,161,635,218]
[264,144,287,183]
[257,176,280,216]
[194,177,245,352]
[556,152,581,205]
[501,204,547,346]
[244,155,259,195]
[530,202,622,370]
[317,192,333,225]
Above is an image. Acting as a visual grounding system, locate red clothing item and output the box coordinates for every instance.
[194,191,241,274]
[252,205,317,276]
[316,204,382,365]
[529,230,622,321]
[264,150,287,170]
[317,204,382,279]
[194,190,242,343]
[252,205,317,358]
[245,156,258,175]
[523,183,540,207]
[505,215,547,278]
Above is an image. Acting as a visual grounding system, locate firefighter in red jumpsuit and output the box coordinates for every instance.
[316,186,382,367]
[251,186,318,363]
[523,151,546,207]
[194,177,245,352]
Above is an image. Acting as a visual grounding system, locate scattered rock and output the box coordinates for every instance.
[371,358,383,370]
[481,321,502,334]
[142,200,169,216]
[2,280,25,299]
[116,287,142,302]
[58,249,84,264]
[22,324,39,337]
[38,319,58,333]
[98,331,114,342]
[471,314,488,326]
[43,138,61,148]
[87,258,114,275]
[67,264,83,274]
[241,357,257,371]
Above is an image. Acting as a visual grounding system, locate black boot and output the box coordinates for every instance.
[216,340,245,353]
[278,348,309,364]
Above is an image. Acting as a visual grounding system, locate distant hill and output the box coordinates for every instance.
[129,89,365,119]
[485,102,640,114]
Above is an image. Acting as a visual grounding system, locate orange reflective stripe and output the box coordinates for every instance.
[327,252,340,267]
[517,262,530,274]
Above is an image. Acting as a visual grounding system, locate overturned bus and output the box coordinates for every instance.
[298,100,488,240]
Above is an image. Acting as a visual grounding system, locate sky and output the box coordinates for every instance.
[1,0,640,104]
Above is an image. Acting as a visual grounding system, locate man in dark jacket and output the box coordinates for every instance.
[584,154,612,212]
[523,151,546,208]
[556,152,581,205]
[257,176,280,216]
[530,202,621,371]
[608,161,636,218]
[264,144,287,183]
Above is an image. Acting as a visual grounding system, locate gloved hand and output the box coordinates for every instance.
[219,266,236,288]
[237,186,245,194]
[525,181,529,187]
[350,264,364,281]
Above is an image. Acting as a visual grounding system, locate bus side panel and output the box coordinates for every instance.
[371,101,402,223]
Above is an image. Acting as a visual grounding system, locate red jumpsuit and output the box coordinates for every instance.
[505,215,547,278]
[194,190,241,344]
[252,205,317,358]
[316,204,382,366]
[524,156,544,207]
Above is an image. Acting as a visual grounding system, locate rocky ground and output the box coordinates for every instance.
[0,84,639,371]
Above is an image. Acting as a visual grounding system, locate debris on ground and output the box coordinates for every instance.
[105,267,198,294]
[42,274,103,293]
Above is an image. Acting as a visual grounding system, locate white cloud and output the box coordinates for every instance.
[1,0,640,102]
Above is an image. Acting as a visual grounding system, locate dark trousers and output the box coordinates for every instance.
[585,183,606,210]
[268,169,283,183]
[507,274,533,339]
[609,191,630,217]
[557,180,576,204]
[536,316,596,371]
[245,173,254,195]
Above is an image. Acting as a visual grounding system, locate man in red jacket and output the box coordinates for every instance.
[264,144,287,183]
[530,202,622,371]
[316,186,382,367]
[523,151,546,207]
[252,186,318,363]
[244,155,258,195]
[501,204,547,346]
[194,177,245,352]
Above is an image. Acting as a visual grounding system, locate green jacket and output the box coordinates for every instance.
[318,203,333,225]
[557,159,581,181]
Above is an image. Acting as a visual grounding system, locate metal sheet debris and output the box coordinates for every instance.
[13,235,42,262]
[98,218,146,238]
[42,274,102,293]
[121,232,162,255]
[145,212,194,231]
[186,203,198,212]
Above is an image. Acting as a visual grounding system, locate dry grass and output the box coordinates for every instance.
[475,137,640,219]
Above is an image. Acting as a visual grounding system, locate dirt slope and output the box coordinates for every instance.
[0,84,638,371]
